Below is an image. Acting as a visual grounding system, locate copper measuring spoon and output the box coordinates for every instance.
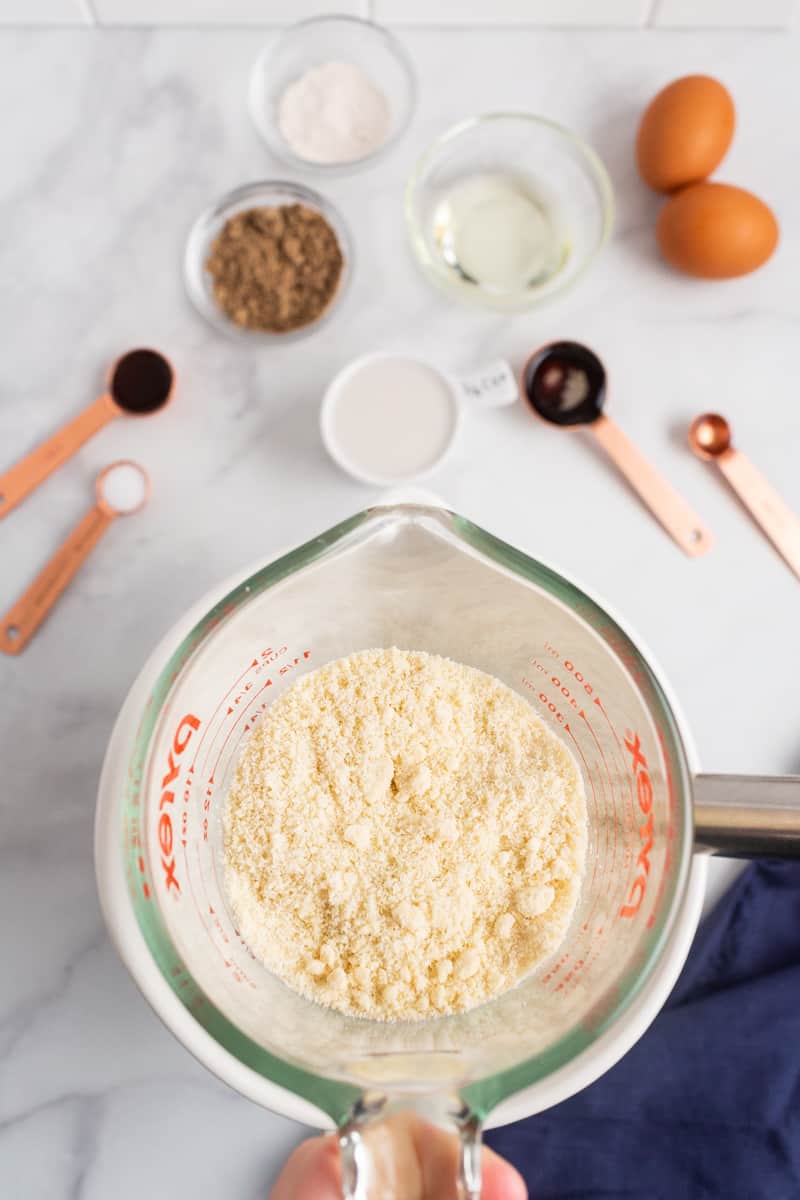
[522,342,714,558]
[689,413,800,580]
[0,461,150,655]
[0,349,172,520]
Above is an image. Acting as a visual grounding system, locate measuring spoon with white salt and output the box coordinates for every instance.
[0,461,150,655]
[321,351,517,486]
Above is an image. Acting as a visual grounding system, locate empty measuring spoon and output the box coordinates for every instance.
[689,412,800,579]
[0,349,172,520]
[0,461,150,655]
[522,341,714,557]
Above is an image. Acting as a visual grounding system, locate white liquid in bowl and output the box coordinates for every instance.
[323,355,458,484]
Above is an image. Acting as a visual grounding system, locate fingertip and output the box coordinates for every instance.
[483,1144,529,1200]
[268,1133,340,1199]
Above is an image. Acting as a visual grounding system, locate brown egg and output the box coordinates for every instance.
[657,182,778,279]
[636,75,735,193]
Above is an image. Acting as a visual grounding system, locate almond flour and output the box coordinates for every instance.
[222,648,586,1021]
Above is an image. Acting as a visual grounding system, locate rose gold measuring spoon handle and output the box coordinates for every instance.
[0,501,115,655]
[0,459,149,654]
[0,393,118,520]
[591,414,715,557]
[712,448,800,580]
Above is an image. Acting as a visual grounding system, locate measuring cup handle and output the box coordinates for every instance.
[340,1096,482,1199]
[693,774,800,858]
[590,414,714,558]
[0,393,117,520]
[0,503,114,654]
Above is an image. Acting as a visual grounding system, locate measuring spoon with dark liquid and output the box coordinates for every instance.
[0,348,173,520]
[522,341,714,557]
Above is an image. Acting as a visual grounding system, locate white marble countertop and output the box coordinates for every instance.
[1,25,799,1199]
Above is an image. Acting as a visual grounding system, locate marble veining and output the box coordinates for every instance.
[1,26,798,1198]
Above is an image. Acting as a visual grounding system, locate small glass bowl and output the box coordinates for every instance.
[249,15,417,174]
[405,113,614,313]
[184,180,353,342]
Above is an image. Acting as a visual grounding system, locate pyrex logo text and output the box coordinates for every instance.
[619,731,654,918]
[158,713,201,894]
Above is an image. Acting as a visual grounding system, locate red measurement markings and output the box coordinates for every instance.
[542,949,571,987]
[593,694,622,754]
[579,706,611,785]
[277,651,310,678]
[527,651,601,728]
[179,764,195,851]
[563,721,600,899]
[126,816,153,901]
[168,962,195,994]
[554,956,586,994]
[209,680,280,784]
[193,651,313,853]
[646,728,681,932]
[646,839,673,931]
[189,647,282,773]
[193,845,254,986]
[210,843,232,950]
[194,647,287,778]
[538,649,640,925]
[126,694,154,809]
[657,727,679,829]
[594,694,636,824]
[577,757,611,935]
[579,706,623,913]
[523,682,568,726]
[200,648,311,784]
[183,845,232,975]
[187,992,206,1017]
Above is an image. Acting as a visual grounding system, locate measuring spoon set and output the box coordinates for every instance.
[3,339,798,653]
[520,340,800,574]
[0,348,173,655]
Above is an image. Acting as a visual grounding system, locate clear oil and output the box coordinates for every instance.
[430,172,569,296]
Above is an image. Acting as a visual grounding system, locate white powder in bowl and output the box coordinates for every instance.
[276,61,391,165]
[223,648,587,1021]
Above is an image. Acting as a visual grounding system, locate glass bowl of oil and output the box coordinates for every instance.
[405,113,614,312]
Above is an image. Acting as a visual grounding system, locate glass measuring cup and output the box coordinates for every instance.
[95,502,799,1197]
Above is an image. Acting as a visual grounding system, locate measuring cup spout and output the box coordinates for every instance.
[339,1093,482,1199]
[693,774,800,858]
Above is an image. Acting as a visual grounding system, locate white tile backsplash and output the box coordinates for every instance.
[92,0,366,24]
[0,0,793,28]
[652,0,794,26]
[0,0,86,23]
[372,0,652,25]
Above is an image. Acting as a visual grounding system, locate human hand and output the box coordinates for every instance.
[269,1113,527,1199]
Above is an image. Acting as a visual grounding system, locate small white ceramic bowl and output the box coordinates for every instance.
[320,353,519,486]
[321,352,461,486]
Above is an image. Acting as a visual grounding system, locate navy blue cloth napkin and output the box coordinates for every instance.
[486,862,800,1200]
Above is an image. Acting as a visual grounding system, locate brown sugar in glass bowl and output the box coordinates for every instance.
[184,181,352,341]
